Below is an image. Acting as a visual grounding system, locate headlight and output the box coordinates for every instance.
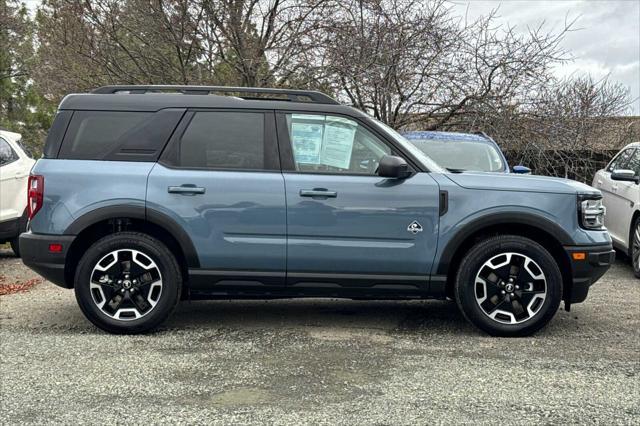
[579,197,605,229]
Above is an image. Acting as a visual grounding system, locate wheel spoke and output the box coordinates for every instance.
[129,291,152,314]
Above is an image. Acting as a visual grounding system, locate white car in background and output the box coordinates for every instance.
[593,142,640,277]
[0,129,35,257]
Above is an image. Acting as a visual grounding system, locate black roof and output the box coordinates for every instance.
[59,85,365,118]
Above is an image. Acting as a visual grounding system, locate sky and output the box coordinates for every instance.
[22,0,640,114]
[450,0,640,114]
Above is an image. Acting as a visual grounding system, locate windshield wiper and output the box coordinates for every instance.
[446,168,466,173]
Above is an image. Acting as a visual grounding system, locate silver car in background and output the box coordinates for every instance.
[593,142,640,277]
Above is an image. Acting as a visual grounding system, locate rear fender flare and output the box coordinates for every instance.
[64,205,199,268]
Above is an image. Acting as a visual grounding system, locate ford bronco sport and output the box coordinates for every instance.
[20,85,614,336]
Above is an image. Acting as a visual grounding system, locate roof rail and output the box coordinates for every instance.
[91,85,340,105]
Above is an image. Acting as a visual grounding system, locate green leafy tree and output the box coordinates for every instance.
[0,0,53,156]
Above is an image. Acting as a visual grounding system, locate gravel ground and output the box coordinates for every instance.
[1,247,639,425]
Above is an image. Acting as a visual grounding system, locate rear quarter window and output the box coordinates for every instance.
[58,109,185,161]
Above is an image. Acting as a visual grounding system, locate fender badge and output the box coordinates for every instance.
[407,221,423,234]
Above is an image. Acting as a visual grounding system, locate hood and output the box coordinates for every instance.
[444,171,600,196]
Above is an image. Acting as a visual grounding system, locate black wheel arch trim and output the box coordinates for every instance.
[435,211,574,275]
[63,204,200,268]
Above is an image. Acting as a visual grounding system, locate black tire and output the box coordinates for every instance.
[455,235,562,337]
[630,217,640,279]
[9,238,20,257]
[9,212,27,258]
[74,232,182,334]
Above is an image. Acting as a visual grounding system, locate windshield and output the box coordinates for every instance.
[366,118,445,172]
[408,139,505,172]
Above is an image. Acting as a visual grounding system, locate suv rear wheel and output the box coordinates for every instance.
[74,232,181,334]
[455,235,562,337]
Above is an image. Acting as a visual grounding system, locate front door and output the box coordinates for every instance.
[277,112,440,292]
[146,110,286,290]
[598,147,636,246]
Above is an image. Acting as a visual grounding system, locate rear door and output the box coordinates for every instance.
[277,112,440,293]
[146,109,287,290]
[0,137,24,222]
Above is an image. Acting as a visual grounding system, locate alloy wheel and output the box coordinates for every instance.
[474,252,547,324]
[89,249,163,321]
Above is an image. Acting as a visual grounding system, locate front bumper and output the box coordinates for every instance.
[20,232,75,288]
[564,244,615,304]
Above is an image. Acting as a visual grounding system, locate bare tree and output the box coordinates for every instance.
[35,0,209,97]
[200,0,330,87]
[450,76,635,182]
[321,0,574,129]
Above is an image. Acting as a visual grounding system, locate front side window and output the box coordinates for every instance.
[409,139,505,172]
[286,113,390,175]
[0,138,18,166]
[625,149,640,176]
[178,112,265,169]
[607,148,635,172]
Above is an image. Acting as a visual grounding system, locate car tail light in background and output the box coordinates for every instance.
[27,175,44,220]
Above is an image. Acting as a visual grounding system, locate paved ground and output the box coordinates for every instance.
[0,248,638,425]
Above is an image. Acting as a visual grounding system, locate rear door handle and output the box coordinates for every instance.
[168,185,206,195]
[299,188,337,198]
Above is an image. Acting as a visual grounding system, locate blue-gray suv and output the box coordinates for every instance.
[20,85,614,336]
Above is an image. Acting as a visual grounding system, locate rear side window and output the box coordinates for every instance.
[58,109,184,161]
[162,111,278,171]
[0,137,18,166]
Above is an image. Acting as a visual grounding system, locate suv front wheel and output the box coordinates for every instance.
[74,232,182,334]
[455,235,562,337]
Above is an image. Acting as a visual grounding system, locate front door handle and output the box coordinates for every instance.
[299,188,337,198]
[168,185,206,195]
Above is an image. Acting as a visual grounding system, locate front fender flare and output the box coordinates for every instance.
[435,211,573,275]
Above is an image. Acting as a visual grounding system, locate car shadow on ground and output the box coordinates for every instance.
[166,298,470,333]
[0,250,17,259]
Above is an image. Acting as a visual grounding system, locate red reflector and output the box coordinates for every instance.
[48,243,63,253]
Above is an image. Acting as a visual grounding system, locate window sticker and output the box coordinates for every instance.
[291,115,325,165]
[320,118,357,169]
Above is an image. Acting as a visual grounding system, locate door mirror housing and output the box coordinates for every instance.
[512,165,531,174]
[377,155,411,179]
[611,169,639,184]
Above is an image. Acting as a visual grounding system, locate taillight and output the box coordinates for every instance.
[27,175,44,220]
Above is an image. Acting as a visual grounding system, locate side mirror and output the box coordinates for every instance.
[377,155,411,179]
[512,165,531,174]
[611,169,639,184]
